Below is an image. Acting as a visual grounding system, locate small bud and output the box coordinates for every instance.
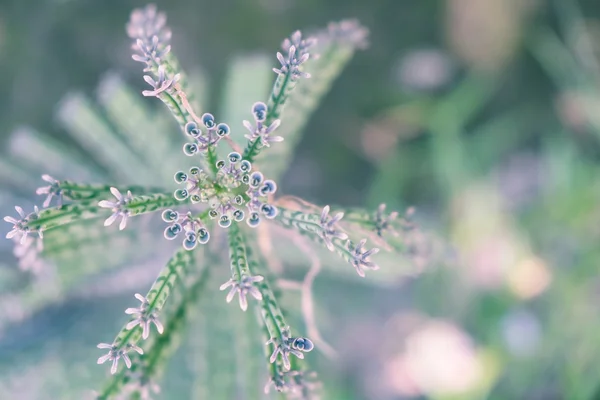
[292,337,314,352]
[218,215,232,228]
[249,172,264,188]
[261,204,278,219]
[174,171,188,184]
[174,188,189,201]
[247,212,261,228]
[189,166,201,175]
[183,142,198,156]
[216,123,230,137]
[240,160,252,172]
[164,223,182,240]
[228,152,242,163]
[260,180,277,195]
[202,113,215,128]
[185,121,201,136]
[161,209,179,222]
[252,102,268,122]
[197,227,210,244]
[183,231,198,250]
[233,209,245,222]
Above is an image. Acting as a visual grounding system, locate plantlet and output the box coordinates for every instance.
[3,4,421,399]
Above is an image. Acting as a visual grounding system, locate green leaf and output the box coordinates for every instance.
[218,54,272,160]
[98,248,210,399]
[25,200,108,232]
[55,181,166,202]
[41,216,160,288]
[190,262,267,400]
[7,127,104,182]
[254,24,366,180]
[56,92,153,184]
[102,247,198,362]
[97,74,182,183]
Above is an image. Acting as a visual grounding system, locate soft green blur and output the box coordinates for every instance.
[2,0,600,399]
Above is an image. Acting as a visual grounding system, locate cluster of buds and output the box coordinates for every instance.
[273,31,313,79]
[162,209,210,250]
[245,171,278,227]
[281,31,317,61]
[172,148,278,235]
[215,151,252,189]
[173,166,214,203]
[127,4,172,70]
[182,114,230,155]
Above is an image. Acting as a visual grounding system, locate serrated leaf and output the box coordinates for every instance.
[255,27,364,180]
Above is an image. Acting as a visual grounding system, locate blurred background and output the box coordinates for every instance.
[2,0,600,398]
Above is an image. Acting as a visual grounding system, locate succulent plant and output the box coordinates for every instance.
[3,4,423,399]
